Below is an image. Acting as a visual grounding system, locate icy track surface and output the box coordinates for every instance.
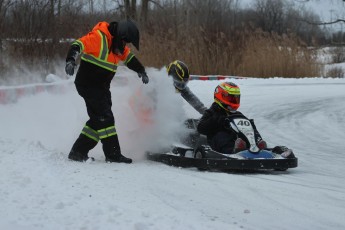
[1,69,345,230]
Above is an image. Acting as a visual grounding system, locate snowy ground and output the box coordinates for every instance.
[1,68,345,230]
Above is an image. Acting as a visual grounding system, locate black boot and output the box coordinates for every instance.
[105,154,133,164]
[68,134,98,162]
[102,135,132,164]
[68,150,94,162]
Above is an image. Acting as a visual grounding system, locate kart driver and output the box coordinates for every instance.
[197,81,267,154]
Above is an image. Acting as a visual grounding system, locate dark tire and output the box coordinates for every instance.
[194,150,205,159]
[194,147,207,171]
[274,168,288,171]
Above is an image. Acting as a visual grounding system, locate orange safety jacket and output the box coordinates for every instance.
[72,22,135,73]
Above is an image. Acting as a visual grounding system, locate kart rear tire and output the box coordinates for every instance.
[194,148,207,171]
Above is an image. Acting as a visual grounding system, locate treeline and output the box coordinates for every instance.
[0,0,344,83]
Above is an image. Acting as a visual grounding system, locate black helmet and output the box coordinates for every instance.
[167,60,190,89]
[117,19,140,50]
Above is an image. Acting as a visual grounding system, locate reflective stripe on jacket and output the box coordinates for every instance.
[73,22,134,73]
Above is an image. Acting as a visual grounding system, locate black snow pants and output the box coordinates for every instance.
[70,85,122,159]
[208,131,237,155]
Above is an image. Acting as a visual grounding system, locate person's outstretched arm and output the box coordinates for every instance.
[179,86,207,115]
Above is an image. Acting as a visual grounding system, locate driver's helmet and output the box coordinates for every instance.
[166,60,190,90]
[214,82,241,111]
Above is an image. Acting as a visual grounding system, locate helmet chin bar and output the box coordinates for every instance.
[226,105,237,112]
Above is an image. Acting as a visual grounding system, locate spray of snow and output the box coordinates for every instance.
[0,66,189,161]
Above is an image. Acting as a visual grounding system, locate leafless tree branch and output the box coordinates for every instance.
[149,0,163,9]
[302,18,345,26]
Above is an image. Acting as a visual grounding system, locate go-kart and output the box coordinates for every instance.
[146,118,298,171]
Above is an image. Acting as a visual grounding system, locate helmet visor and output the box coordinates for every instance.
[223,93,240,105]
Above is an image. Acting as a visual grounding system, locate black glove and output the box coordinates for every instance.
[138,72,149,84]
[65,60,76,76]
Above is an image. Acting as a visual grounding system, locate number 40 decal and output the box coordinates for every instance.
[237,120,251,126]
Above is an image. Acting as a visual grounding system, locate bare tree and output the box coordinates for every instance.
[89,0,94,14]
[123,0,136,19]
[141,0,149,24]
[254,0,285,33]
[0,0,14,52]
[0,0,338,80]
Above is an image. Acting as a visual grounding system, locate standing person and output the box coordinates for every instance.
[197,82,267,154]
[166,60,207,115]
[65,19,149,163]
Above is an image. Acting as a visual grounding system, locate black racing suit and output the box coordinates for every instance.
[197,102,263,154]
